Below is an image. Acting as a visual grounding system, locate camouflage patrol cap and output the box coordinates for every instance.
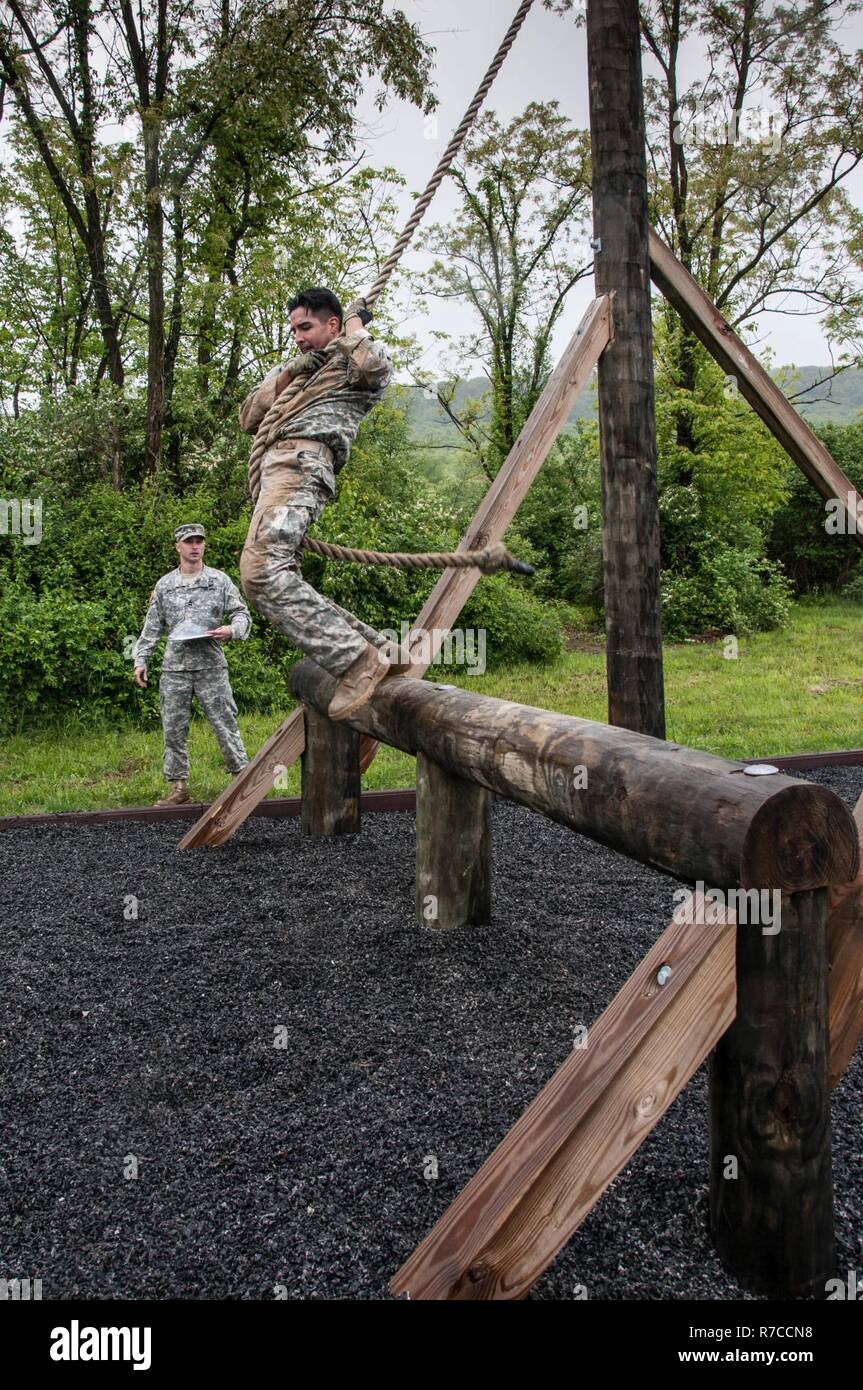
[174,523,206,542]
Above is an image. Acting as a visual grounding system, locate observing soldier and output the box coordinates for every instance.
[132,524,251,806]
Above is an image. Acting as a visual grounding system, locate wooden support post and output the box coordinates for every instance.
[709,888,834,1298]
[415,752,491,931]
[178,297,612,848]
[827,792,863,1088]
[300,707,360,837]
[586,0,666,738]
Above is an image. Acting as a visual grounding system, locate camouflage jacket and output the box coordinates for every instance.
[132,566,251,672]
[239,330,393,473]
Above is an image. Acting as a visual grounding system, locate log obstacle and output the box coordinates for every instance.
[289,659,863,1300]
[176,230,863,854]
[290,662,857,894]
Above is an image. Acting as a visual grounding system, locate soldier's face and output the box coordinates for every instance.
[176,537,205,563]
[289,307,341,352]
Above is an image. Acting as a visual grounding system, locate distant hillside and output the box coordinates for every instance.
[773,366,863,424]
[394,365,863,443]
[392,375,599,445]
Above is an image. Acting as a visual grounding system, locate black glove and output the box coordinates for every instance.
[344,297,373,328]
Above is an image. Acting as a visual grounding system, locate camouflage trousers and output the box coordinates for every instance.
[239,437,385,676]
[159,669,248,781]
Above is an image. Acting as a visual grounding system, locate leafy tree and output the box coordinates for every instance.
[640,0,863,454]
[767,418,863,593]
[416,102,592,476]
[0,0,435,478]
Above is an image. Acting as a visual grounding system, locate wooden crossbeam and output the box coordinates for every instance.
[648,228,863,541]
[389,894,736,1300]
[828,791,863,1087]
[179,295,613,849]
[293,661,859,894]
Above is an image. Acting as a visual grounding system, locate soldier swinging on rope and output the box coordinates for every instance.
[238,288,415,722]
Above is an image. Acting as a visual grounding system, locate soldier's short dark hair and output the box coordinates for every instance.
[288,288,343,326]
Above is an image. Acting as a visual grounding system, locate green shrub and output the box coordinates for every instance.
[0,396,568,729]
[455,576,564,668]
[839,573,863,604]
[0,587,137,733]
[766,420,863,594]
[661,540,793,638]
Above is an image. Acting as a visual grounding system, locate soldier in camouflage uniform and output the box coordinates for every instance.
[133,524,251,806]
[239,288,415,722]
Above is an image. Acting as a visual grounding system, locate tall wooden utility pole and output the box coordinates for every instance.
[586,0,666,738]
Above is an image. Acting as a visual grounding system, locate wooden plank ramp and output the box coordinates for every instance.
[389,893,737,1300]
[178,711,305,849]
[179,295,613,848]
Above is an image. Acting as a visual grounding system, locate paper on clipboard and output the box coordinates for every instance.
[171,620,215,642]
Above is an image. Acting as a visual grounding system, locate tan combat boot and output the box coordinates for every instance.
[154,780,190,807]
[328,641,414,722]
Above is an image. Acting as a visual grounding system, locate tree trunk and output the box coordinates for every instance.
[143,115,165,476]
[164,199,185,481]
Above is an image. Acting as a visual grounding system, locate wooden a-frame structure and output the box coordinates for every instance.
[289,647,862,1299]
[180,236,863,849]
[172,0,863,1302]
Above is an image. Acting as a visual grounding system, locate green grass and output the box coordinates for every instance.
[2,595,861,818]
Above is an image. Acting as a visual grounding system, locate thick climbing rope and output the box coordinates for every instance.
[246,0,537,579]
[301,538,534,575]
[363,0,537,309]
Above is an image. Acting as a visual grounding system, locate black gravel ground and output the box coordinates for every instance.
[1,765,862,1302]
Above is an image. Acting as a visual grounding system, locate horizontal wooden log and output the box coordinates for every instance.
[290,662,858,893]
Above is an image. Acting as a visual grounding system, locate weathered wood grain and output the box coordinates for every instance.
[301,707,360,837]
[710,888,834,1297]
[390,894,736,1299]
[291,664,860,894]
[827,792,863,1088]
[415,752,491,931]
[587,0,665,738]
[177,709,305,849]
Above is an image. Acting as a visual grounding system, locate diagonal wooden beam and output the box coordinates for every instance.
[177,707,305,850]
[389,894,736,1300]
[179,295,613,849]
[648,227,863,541]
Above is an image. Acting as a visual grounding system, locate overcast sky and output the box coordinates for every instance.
[3,2,861,382]
[353,0,863,380]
